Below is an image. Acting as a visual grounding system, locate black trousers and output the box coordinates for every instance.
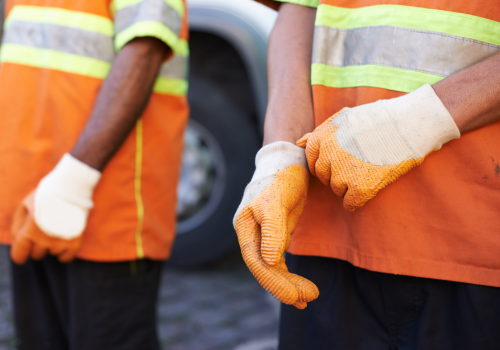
[279,254,500,350]
[10,255,162,350]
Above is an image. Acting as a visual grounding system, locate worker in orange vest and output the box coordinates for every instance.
[235,0,500,348]
[0,0,189,348]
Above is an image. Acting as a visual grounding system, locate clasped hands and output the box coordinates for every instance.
[11,154,100,264]
[234,84,460,308]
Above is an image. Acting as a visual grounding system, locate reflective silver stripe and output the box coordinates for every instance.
[3,20,115,62]
[312,25,500,78]
[114,0,181,37]
[158,54,188,80]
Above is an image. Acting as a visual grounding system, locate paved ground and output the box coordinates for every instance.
[0,246,279,350]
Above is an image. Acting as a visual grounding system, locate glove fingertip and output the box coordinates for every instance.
[10,252,27,265]
[57,250,77,264]
[343,189,367,212]
[261,253,280,267]
[293,301,307,309]
[343,197,357,212]
[296,133,311,148]
[31,245,47,261]
[344,204,357,212]
[10,241,30,265]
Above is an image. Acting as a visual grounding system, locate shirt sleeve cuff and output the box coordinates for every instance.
[113,0,185,53]
[115,21,181,53]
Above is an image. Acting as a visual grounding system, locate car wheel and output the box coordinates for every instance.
[168,75,260,267]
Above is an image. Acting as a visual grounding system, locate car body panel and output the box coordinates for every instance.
[188,0,278,131]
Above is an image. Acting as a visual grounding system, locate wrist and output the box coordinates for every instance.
[256,141,306,166]
[383,84,460,156]
[253,141,307,179]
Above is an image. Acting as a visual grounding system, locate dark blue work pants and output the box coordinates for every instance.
[279,253,500,350]
[10,255,162,350]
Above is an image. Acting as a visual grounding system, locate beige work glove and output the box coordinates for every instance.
[11,154,101,264]
[233,142,319,309]
[297,84,460,211]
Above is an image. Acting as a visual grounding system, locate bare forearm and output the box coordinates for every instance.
[433,51,500,133]
[263,3,316,145]
[71,37,169,170]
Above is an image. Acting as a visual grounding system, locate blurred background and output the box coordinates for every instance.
[0,0,283,349]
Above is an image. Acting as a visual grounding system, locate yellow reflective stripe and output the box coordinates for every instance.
[113,0,184,16]
[114,0,142,10]
[311,63,444,93]
[5,5,114,36]
[0,44,110,79]
[275,0,319,8]
[115,21,180,53]
[164,0,184,17]
[153,76,188,95]
[134,119,145,259]
[316,5,500,46]
[177,39,189,56]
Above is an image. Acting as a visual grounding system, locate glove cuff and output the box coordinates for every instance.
[254,141,307,177]
[383,84,460,157]
[39,154,101,208]
[233,141,307,226]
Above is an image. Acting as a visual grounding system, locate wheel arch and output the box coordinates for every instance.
[188,0,277,134]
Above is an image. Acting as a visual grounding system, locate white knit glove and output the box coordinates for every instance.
[34,154,101,239]
[332,84,460,166]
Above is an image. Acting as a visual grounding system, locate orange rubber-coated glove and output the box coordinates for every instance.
[234,142,319,309]
[11,192,83,264]
[297,84,460,211]
[10,153,101,265]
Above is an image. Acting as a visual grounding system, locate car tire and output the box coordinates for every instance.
[168,75,260,267]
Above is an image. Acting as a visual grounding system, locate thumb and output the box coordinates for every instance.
[11,236,33,265]
[57,236,82,263]
[11,196,30,237]
[11,199,33,265]
[296,133,311,148]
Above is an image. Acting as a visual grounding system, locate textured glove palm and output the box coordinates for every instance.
[233,142,319,309]
[297,84,460,211]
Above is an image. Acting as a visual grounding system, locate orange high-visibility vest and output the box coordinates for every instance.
[0,0,189,261]
[274,0,500,287]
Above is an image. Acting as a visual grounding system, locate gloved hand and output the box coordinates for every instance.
[233,142,319,309]
[297,84,460,211]
[11,154,101,264]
